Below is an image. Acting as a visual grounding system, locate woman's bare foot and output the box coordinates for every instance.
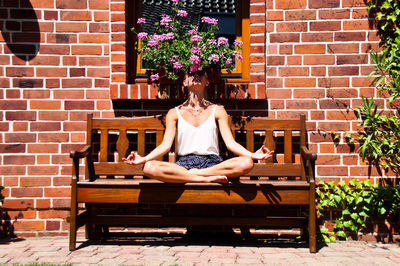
[206,175,228,183]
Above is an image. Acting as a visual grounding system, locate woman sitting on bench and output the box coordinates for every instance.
[123,70,274,183]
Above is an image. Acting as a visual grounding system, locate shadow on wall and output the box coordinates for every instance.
[0,0,40,60]
[0,209,15,240]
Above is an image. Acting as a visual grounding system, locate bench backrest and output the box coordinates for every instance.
[86,113,307,180]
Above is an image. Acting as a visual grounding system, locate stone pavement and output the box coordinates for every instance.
[0,233,399,265]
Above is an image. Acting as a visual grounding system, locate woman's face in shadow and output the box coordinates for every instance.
[183,73,208,91]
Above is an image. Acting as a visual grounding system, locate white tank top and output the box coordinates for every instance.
[175,105,219,156]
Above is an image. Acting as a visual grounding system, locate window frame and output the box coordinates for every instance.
[126,0,250,85]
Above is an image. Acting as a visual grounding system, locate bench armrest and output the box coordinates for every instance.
[300,146,317,183]
[70,145,94,182]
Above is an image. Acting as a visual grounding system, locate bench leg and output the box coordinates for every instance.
[309,182,317,253]
[69,182,78,251]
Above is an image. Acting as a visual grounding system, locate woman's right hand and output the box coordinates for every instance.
[122,151,146,165]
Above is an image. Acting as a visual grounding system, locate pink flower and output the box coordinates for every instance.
[173,62,184,69]
[188,27,198,35]
[201,16,218,25]
[138,32,148,40]
[218,37,228,45]
[191,35,202,42]
[190,55,201,64]
[209,54,219,62]
[234,39,243,46]
[225,58,233,65]
[207,39,217,45]
[191,47,201,53]
[148,39,158,46]
[137,17,146,24]
[235,53,243,62]
[160,14,172,26]
[150,74,159,81]
[172,0,179,3]
[177,10,188,17]
[190,64,199,72]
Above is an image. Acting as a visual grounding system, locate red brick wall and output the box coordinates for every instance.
[0,0,385,236]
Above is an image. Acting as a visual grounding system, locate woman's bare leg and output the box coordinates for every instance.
[189,156,254,178]
[142,160,228,183]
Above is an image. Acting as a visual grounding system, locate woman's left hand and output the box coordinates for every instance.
[251,145,274,160]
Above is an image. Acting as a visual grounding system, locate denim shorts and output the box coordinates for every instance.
[176,154,223,170]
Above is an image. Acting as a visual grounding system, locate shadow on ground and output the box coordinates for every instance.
[75,231,327,251]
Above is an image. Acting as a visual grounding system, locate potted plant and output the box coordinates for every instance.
[132,0,243,84]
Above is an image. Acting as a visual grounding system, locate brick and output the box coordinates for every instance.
[22,89,49,98]
[0,165,26,176]
[86,89,110,99]
[20,176,51,187]
[28,143,59,153]
[276,22,307,32]
[335,32,366,42]
[285,78,316,88]
[309,0,340,8]
[304,55,335,65]
[266,56,284,65]
[38,111,68,121]
[279,67,309,76]
[5,133,36,143]
[320,99,350,109]
[56,22,87,32]
[28,56,60,66]
[13,220,45,231]
[312,66,326,76]
[64,56,78,66]
[1,199,34,209]
[293,89,325,98]
[60,11,91,21]
[343,20,370,31]
[337,54,368,65]
[89,22,109,33]
[318,166,348,176]
[94,11,109,21]
[71,45,102,55]
[342,0,367,7]
[62,79,92,88]
[5,111,36,121]
[12,187,43,197]
[53,90,84,99]
[38,133,69,142]
[327,88,358,99]
[276,0,306,9]
[53,199,70,209]
[326,110,357,120]
[36,199,51,209]
[47,33,77,44]
[285,10,316,20]
[295,44,325,54]
[352,77,374,87]
[30,100,61,110]
[301,32,333,42]
[328,66,359,76]
[46,79,60,88]
[44,10,58,20]
[318,77,350,88]
[89,0,109,10]
[70,68,86,77]
[28,166,59,175]
[44,188,71,198]
[352,8,368,19]
[286,100,317,109]
[0,78,10,88]
[327,43,359,54]
[39,45,70,55]
[63,122,86,131]
[319,9,351,19]
[79,34,109,43]
[79,57,109,66]
[65,100,94,110]
[56,0,87,9]
[0,122,9,131]
[37,67,67,77]
[30,122,61,131]
[310,21,341,31]
[4,155,35,165]
[28,0,54,8]
[270,33,300,43]
[0,144,26,153]
[6,67,34,77]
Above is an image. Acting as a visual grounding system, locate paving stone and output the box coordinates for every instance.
[8,257,38,264]
[68,256,103,264]
[236,257,264,264]
[36,256,70,264]
[0,257,11,264]
[169,246,206,252]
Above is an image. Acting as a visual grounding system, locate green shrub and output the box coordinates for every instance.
[316,179,400,243]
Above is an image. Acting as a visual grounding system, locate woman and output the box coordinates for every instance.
[123,70,274,183]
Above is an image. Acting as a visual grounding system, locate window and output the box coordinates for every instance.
[126,0,249,84]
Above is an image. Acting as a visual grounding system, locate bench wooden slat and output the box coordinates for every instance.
[116,129,129,162]
[77,186,310,205]
[284,130,292,163]
[137,129,145,156]
[264,130,274,163]
[100,129,108,162]
[232,119,301,130]
[92,117,165,129]
[246,129,254,152]
[93,162,302,176]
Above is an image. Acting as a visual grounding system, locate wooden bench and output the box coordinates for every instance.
[69,113,317,252]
